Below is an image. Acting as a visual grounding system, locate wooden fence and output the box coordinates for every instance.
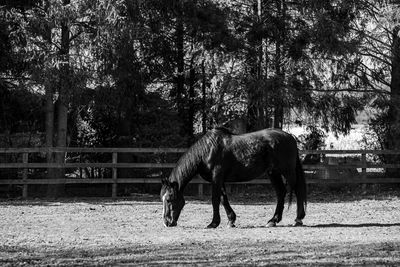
[1,147,400,198]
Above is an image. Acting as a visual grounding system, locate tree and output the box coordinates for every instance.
[229,0,367,132]
[1,0,103,196]
[0,0,43,137]
[134,0,240,143]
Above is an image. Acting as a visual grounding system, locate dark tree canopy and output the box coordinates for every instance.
[0,0,398,148]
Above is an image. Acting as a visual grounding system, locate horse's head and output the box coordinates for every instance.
[160,178,185,227]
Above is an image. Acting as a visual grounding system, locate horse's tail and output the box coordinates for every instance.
[295,153,307,209]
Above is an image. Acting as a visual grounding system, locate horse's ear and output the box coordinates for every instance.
[161,178,169,186]
[171,181,179,191]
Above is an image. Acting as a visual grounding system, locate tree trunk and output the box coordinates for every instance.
[273,41,283,129]
[45,85,54,187]
[117,103,135,183]
[49,0,70,198]
[201,60,207,134]
[187,59,196,143]
[273,0,286,129]
[389,25,400,135]
[55,99,68,166]
[175,1,186,138]
[247,0,264,132]
[386,26,400,175]
[264,27,271,128]
[40,0,57,197]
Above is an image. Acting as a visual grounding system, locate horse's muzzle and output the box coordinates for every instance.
[164,219,177,227]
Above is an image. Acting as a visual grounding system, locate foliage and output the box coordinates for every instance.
[0,86,44,133]
[298,125,326,150]
[0,0,399,150]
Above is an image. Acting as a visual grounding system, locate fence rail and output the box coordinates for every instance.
[1,147,400,198]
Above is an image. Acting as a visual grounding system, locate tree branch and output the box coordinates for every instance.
[306,88,389,94]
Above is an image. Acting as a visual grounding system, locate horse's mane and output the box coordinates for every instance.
[212,126,235,135]
[170,127,233,186]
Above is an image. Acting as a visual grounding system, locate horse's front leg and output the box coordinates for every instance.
[221,184,236,228]
[207,183,222,228]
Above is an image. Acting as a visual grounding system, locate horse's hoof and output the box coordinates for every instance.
[206,222,219,228]
[227,222,236,228]
[266,221,276,227]
[294,221,303,227]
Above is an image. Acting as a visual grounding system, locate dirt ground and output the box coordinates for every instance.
[1,189,400,266]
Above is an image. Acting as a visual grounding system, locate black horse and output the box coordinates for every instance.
[160,127,307,228]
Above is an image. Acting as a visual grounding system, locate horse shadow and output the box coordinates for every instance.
[308,222,400,228]
[238,222,400,229]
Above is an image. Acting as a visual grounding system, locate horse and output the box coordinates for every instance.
[160,127,307,228]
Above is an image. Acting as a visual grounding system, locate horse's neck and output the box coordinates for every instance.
[171,158,200,192]
[172,134,215,191]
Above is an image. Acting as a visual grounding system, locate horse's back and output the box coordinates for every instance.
[220,128,298,182]
[235,128,297,151]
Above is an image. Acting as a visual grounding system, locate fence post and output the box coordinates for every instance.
[112,152,118,198]
[361,153,367,179]
[22,152,28,199]
[361,152,367,191]
[198,183,203,197]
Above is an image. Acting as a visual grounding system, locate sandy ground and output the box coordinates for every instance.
[1,193,400,266]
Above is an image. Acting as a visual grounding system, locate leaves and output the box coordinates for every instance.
[1,0,399,147]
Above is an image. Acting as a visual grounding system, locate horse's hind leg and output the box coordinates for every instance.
[284,169,306,227]
[221,184,236,228]
[267,170,286,227]
[294,189,306,227]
